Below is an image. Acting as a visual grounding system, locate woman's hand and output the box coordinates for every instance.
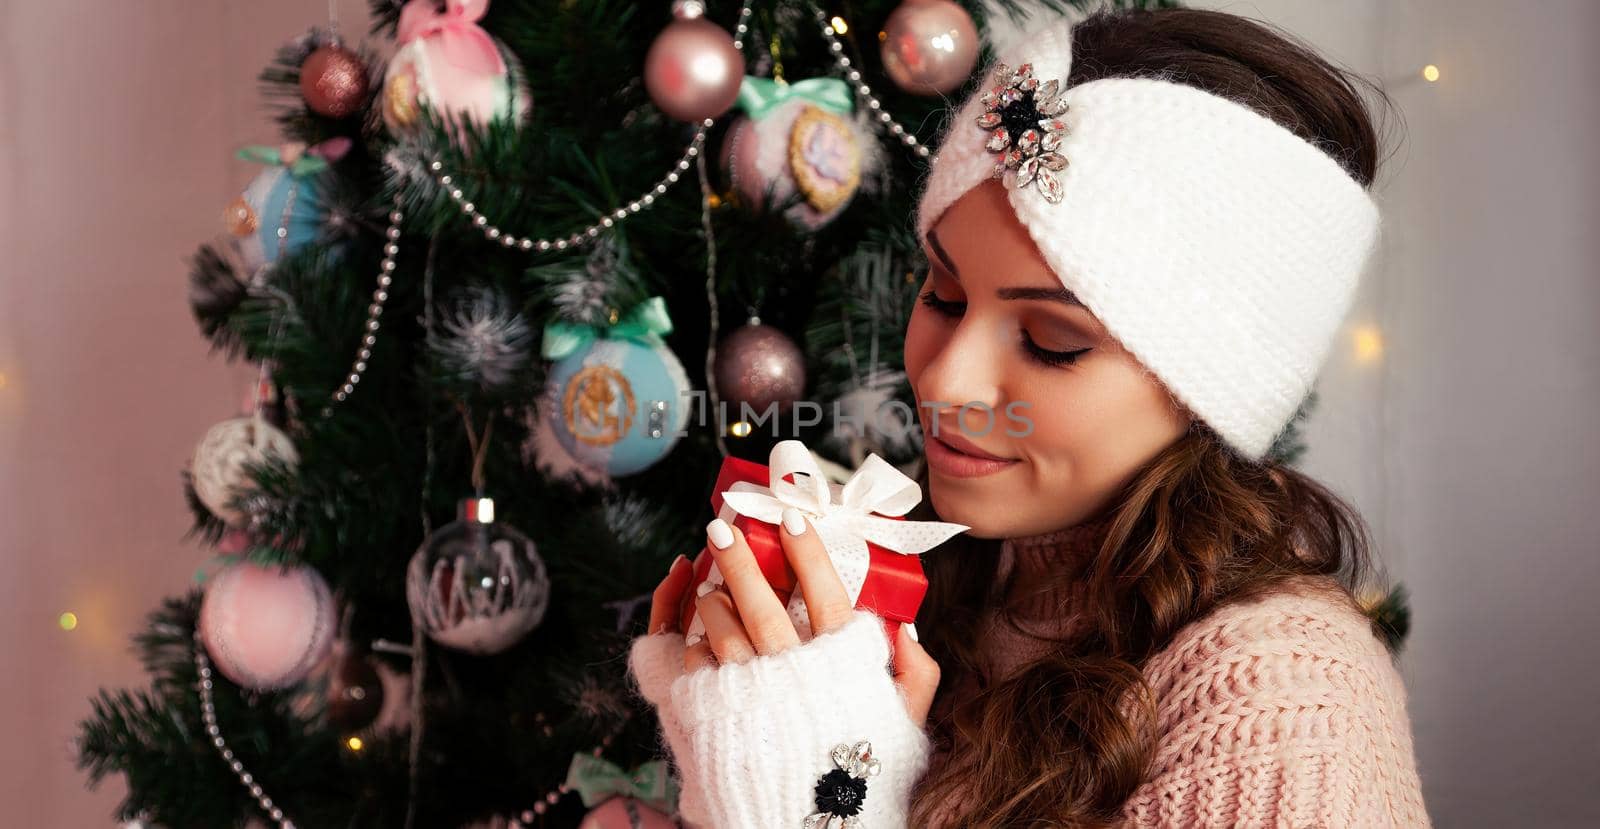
[646,507,941,727]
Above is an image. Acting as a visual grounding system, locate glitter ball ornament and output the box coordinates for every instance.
[300,42,370,118]
[721,90,864,230]
[326,647,385,734]
[644,2,744,122]
[191,414,298,527]
[543,334,690,477]
[407,497,551,655]
[199,561,336,690]
[880,0,980,96]
[713,321,806,417]
[383,0,530,137]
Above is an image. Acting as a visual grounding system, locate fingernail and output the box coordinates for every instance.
[905,623,920,643]
[781,507,808,536]
[671,553,689,572]
[706,518,734,550]
[685,631,703,646]
[651,621,670,635]
[695,579,717,598]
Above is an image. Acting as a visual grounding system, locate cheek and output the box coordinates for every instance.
[1020,357,1186,495]
[904,308,935,384]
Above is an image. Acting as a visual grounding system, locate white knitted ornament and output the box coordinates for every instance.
[916,18,1380,460]
[191,414,298,526]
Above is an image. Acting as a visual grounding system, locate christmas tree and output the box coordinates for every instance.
[76,1,1205,826]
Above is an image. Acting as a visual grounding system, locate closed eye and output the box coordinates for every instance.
[1021,329,1091,367]
[918,289,966,317]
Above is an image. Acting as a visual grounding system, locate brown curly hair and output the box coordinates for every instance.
[905,7,1398,826]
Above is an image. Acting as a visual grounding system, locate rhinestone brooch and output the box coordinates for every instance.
[976,62,1071,203]
[802,740,881,828]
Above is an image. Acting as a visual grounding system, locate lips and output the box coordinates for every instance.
[922,419,1020,479]
[930,423,1015,461]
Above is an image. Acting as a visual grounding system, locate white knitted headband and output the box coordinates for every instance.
[915,18,1380,460]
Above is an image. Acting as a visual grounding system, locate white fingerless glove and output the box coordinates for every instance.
[628,609,932,828]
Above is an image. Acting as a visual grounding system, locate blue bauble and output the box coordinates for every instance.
[544,338,690,477]
[229,167,326,275]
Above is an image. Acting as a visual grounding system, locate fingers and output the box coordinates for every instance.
[778,507,856,635]
[683,632,715,672]
[647,554,692,635]
[705,519,801,655]
[892,624,941,727]
[694,581,758,664]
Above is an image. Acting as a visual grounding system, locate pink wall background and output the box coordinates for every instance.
[0,2,370,825]
[3,1,1597,826]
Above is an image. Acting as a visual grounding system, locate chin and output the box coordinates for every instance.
[925,477,1014,539]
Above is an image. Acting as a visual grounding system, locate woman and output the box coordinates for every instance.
[629,7,1429,827]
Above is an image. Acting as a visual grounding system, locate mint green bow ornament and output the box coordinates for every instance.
[564,753,679,812]
[736,76,854,120]
[540,295,674,360]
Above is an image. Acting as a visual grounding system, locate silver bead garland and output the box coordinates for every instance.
[810,3,933,160]
[193,631,297,829]
[328,198,404,410]
[424,0,757,251]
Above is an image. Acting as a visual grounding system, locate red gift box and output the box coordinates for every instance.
[680,454,928,653]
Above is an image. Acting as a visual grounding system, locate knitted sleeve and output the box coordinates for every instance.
[1120,586,1431,828]
[627,609,933,828]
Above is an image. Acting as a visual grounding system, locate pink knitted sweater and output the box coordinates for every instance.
[628,520,1431,827]
[921,519,1432,826]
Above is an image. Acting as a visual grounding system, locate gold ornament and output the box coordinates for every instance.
[223,196,257,237]
[561,364,635,447]
[384,70,420,129]
[789,106,861,215]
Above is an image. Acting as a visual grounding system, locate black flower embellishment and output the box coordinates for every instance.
[975,62,1071,203]
[803,740,881,828]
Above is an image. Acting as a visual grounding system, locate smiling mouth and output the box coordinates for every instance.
[922,421,1021,478]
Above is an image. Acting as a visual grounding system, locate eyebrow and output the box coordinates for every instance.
[926,227,1085,307]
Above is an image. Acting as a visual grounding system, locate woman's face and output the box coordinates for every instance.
[905,179,1191,539]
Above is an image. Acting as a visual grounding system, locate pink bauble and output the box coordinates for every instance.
[720,100,863,230]
[382,34,530,137]
[200,561,336,690]
[713,322,806,414]
[577,797,676,829]
[880,0,980,96]
[644,18,745,122]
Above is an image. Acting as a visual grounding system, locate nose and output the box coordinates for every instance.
[914,314,1006,433]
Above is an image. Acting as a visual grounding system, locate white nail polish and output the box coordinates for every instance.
[906,623,920,643]
[706,518,734,549]
[696,580,716,598]
[685,632,703,646]
[781,507,808,536]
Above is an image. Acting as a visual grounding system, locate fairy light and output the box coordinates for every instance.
[59,612,79,631]
[346,736,365,752]
[729,421,752,437]
[1422,64,1440,82]
[1353,325,1384,364]
[830,16,848,35]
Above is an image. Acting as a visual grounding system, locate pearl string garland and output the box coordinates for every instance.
[325,197,404,411]
[426,124,708,253]
[193,630,297,828]
[505,712,633,824]
[423,0,759,252]
[809,2,933,160]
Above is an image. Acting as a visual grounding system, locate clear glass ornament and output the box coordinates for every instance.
[406,497,550,654]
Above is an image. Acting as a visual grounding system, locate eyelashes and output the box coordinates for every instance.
[917,288,966,317]
[1020,330,1091,367]
[917,290,1091,368]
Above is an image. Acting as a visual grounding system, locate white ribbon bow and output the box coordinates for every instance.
[687,440,969,640]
